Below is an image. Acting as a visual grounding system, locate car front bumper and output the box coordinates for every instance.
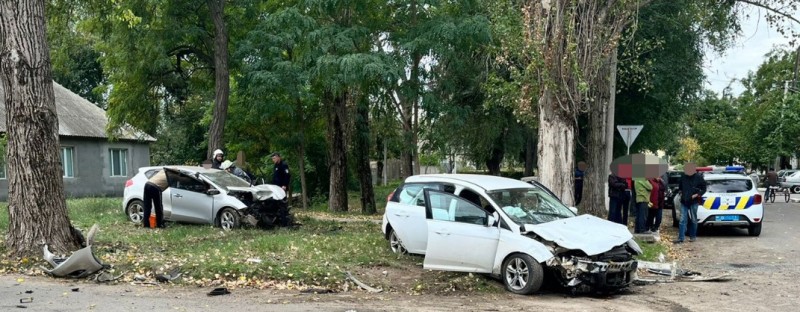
[550,256,638,291]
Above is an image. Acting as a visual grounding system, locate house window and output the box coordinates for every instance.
[61,147,74,178]
[109,148,128,177]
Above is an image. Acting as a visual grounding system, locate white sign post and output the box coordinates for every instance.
[617,125,643,155]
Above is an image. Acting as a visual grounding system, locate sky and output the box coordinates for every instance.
[703,8,798,96]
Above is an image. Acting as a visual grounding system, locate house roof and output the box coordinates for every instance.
[0,82,155,142]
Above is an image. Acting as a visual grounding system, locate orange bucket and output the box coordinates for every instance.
[149,215,156,228]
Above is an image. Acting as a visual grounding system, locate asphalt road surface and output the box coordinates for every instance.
[2,199,799,311]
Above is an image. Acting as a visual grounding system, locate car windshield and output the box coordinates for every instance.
[202,170,250,190]
[487,187,574,225]
[706,179,752,193]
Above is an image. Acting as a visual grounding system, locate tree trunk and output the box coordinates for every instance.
[354,97,376,214]
[524,127,536,176]
[205,0,229,158]
[537,88,575,207]
[326,92,349,212]
[486,136,505,176]
[296,100,308,210]
[1,0,83,257]
[582,52,618,217]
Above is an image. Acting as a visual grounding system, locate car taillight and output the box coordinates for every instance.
[386,190,395,202]
[125,179,134,188]
[753,194,762,205]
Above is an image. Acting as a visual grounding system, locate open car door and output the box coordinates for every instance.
[164,168,216,224]
[422,190,500,273]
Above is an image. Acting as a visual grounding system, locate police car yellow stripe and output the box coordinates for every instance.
[703,197,716,209]
[735,195,750,210]
[701,196,754,210]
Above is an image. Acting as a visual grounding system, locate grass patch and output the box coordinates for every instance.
[634,238,669,262]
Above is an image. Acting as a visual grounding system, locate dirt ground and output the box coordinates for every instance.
[3,200,799,311]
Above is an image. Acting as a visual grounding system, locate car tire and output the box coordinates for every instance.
[748,222,762,236]
[218,208,240,231]
[126,200,144,223]
[387,229,407,254]
[502,253,544,295]
[792,186,800,194]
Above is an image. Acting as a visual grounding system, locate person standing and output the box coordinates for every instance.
[633,177,652,234]
[646,177,664,233]
[211,149,224,169]
[675,163,707,244]
[765,168,778,200]
[621,177,633,226]
[607,171,628,224]
[271,152,290,191]
[143,168,169,229]
[574,161,587,206]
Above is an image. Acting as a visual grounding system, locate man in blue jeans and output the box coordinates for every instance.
[675,163,707,243]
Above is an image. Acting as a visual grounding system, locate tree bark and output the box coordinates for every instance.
[537,88,575,207]
[326,92,349,212]
[1,0,83,257]
[582,51,618,217]
[205,0,230,158]
[524,127,536,176]
[354,97,376,214]
[296,99,308,210]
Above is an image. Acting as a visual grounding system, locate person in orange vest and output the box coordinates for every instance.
[143,169,169,229]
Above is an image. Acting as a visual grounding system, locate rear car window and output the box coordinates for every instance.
[706,179,753,193]
[393,183,441,206]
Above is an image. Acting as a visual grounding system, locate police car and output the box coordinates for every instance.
[676,166,763,236]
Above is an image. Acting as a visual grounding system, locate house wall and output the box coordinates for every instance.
[0,137,151,200]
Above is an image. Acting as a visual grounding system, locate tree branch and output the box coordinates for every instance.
[735,0,800,25]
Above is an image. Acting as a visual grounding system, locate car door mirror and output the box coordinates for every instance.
[487,211,500,227]
[568,206,578,215]
[207,189,220,196]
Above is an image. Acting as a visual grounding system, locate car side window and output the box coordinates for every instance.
[427,191,487,225]
[167,171,207,193]
[459,189,495,213]
[397,183,440,207]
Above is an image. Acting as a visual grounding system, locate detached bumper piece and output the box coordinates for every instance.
[41,224,106,278]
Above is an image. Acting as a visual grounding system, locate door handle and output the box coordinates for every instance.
[174,194,183,198]
[393,213,408,218]
[434,231,450,236]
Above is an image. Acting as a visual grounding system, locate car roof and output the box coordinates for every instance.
[405,174,533,191]
[138,165,221,174]
[703,173,751,180]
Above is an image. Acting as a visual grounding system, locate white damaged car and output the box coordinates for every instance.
[382,174,640,294]
[123,166,292,230]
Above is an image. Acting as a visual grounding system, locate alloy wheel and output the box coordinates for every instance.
[504,257,529,291]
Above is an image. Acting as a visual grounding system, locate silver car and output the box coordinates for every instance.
[122,166,291,230]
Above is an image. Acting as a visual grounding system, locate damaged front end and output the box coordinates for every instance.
[228,185,295,229]
[545,243,639,293]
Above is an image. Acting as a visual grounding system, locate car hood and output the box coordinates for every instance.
[227,184,286,201]
[522,214,633,256]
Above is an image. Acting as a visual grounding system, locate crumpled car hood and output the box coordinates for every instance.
[523,214,633,256]
[228,184,286,201]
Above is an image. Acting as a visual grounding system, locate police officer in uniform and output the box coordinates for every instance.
[271,152,290,191]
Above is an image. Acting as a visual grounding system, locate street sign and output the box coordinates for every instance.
[617,125,643,155]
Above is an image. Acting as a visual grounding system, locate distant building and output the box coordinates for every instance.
[0,82,155,200]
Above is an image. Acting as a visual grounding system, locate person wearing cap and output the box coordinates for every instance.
[271,152,290,191]
[221,160,252,184]
[211,149,225,169]
[143,169,169,229]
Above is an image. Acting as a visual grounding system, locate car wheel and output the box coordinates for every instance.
[388,229,407,254]
[218,208,240,231]
[502,253,544,295]
[792,186,800,194]
[748,222,762,236]
[126,200,144,223]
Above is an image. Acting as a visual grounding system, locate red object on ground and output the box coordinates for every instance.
[149,215,156,229]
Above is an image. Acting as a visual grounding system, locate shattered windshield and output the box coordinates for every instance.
[487,187,575,225]
[202,170,250,191]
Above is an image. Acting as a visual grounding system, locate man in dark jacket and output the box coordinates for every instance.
[607,172,628,225]
[676,163,707,244]
[765,168,778,200]
[271,152,290,191]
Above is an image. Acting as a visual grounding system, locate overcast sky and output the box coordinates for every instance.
[703,8,798,96]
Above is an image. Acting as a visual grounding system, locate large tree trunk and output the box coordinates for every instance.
[582,51,618,217]
[537,88,575,207]
[1,0,83,257]
[524,127,536,176]
[326,92,349,212]
[354,97,376,214]
[205,0,230,158]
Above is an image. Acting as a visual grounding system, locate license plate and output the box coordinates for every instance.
[715,215,738,221]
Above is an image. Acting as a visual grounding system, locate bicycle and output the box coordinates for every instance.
[784,187,791,203]
[766,186,779,203]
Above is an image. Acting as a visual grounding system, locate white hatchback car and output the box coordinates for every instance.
[382,174,641,295]
[688,172,764,236]
[123,166,290,230]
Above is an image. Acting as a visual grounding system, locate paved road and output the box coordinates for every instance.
[2,200,799,311]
